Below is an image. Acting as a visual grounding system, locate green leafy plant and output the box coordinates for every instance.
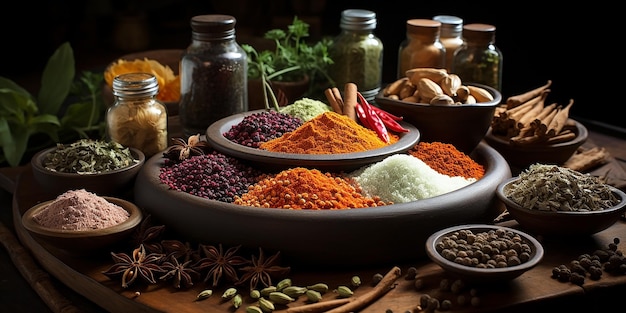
[0,42,106,167]
[242,16,335,109]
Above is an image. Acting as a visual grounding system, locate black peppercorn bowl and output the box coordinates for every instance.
[21,196,143,255]
[496,176,626,236]
[426,224,544,283]
[31,146,145,198]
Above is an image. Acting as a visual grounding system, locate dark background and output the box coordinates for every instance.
[2,0,623,134]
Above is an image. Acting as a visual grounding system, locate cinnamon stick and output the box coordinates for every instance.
[506,80,552,109]
[530,102,558,130]
[516,91,549,130]
[324,88,343,114]
[535,105,561,136]
[343,83,358,122]
[545,99,574,137]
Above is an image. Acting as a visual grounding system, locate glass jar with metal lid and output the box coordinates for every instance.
[397,19,446,79]
[432,15,463,73]
[452,23,503,91]
[328,9,384,102]
[106,72,168,158]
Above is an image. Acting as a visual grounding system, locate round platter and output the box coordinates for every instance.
[134,142,511,266]
[205,109,421,172]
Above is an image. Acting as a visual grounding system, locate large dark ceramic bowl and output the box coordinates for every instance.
[426,224,543,283]
[496,176,626,236]
[484,119,588,170]
[134,142,511,266]
[31,146,145,198]
[205,109,421,172]
[375,83,502,154]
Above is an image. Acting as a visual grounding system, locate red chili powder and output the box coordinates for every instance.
[33,189,129,230]
[408,142,485,179]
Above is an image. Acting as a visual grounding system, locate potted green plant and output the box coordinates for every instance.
[242,16,335,110]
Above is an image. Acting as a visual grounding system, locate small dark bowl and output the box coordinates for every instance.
[21,196,143,255]
[426,224,544,283]
[496,176,626,236]
[375,83,502,154]
[31,147,145,197]
[484,119,588,170]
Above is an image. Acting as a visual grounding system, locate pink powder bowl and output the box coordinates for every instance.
[21,192,143,255]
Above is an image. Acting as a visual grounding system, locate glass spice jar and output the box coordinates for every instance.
[328,9,384,102]
[397,19,446,79]
[106,72,168,158]
[452,23,503,91]
[179,14,248,139]
[432,15,463,73]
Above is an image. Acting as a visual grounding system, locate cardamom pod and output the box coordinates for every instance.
[246,305,264,313]
[276,278,292,291]
[306,283,329,293]
[269,291,295,304]
[195,289,213,301]
[336,285,354,298]
[441,74,462,97]
[306,289,322,303]
[232,294,243,309]
[258,297,275,313]
[222,287,238,300]
[455,85,471,102]
[467,85,494,103]
[351,275,362,287]
[430,94,455,106]
[416,78,443,103]
[250,289,261,299]
[260,286,277,297]
[282,286,307,298]
[406,67,449,85]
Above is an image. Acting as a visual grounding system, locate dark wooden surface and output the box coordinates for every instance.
[1,124,626,313]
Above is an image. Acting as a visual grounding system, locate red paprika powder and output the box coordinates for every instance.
[408,141,485,179]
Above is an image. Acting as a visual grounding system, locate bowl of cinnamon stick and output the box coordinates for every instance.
[484,80,588,170]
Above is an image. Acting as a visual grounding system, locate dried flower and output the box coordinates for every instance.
[237,248,290,291]
[102,244,166,288]
[195,244,249,287]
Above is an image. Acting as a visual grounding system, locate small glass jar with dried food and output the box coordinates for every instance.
[106,72,168,158]
[452,23,503,91]
[397,19,446,79]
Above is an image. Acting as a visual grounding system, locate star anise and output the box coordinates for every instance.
[237,248,290,291]
[131,215,166,254]
[161,239,200,263]
[102,244,166,288]
[194,244,249,287]
[159,254,200,289]
[163,134,212,162]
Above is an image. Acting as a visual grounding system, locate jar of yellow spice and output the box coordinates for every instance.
[106,72,168,157]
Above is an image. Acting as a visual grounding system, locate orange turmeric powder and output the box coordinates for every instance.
[258,111,398,154]
[233,167,389,209]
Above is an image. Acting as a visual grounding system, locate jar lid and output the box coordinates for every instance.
[191,14,236,41]
[433,15,463,37]
[463,23,496,42]
[340,9,377,31]
[406,19,441,36]
[112,73,159,98]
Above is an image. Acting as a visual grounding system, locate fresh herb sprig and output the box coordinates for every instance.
[0,42,106,167]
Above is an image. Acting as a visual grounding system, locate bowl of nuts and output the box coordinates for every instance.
[426,224,544,283]
[496,164,626,236]
[375,68,502,154]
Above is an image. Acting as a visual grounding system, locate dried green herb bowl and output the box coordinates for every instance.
[496,176,626,236]
[31,146,145,198]
[21,196,143,255]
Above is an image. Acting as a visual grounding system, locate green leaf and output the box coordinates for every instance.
[1,122,30,167]
[0,88,38,120]
[38,42,75,115]
[61,101,100,128]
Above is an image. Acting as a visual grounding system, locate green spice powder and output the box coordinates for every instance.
[279,98,332,122]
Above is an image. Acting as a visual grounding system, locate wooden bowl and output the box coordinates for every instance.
[375,83,502,154]
[484,119,588,170]
[31,146,145,198]
[21,196,143,255]
[426,224,543,283]
[496,176,626,236]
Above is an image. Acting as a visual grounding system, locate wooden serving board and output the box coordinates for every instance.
[12,166,626,313]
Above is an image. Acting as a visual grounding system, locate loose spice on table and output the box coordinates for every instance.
[259,111,398,154]
[408,141,485,179]
[350,154,476,203]
[33,189,129,230]
[233,167,388,209]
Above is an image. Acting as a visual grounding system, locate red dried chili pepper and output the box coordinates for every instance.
[355,102,372,129]
[370,105,403,121]
[357,92,390,143]
[377,111,409,133]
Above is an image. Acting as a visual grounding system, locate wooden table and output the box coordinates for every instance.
[2,122,626,313]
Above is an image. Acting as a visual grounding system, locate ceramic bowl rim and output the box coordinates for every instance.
[496,176,626,217]
[426,224,544,276]
[31,146,145,177]
[21,196,143,238]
